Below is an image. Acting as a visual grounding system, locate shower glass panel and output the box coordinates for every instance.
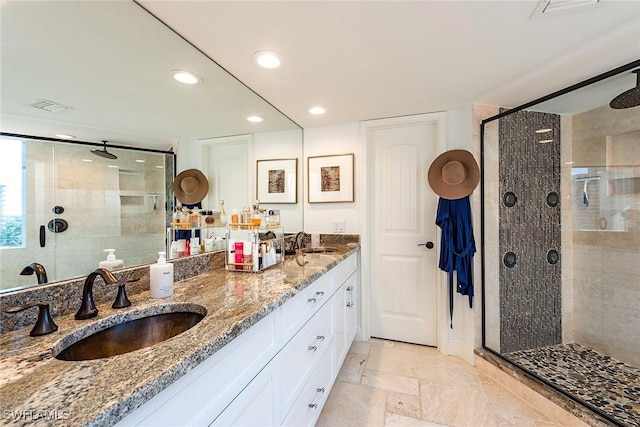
[481,62,640,427]
[0,137,173,291]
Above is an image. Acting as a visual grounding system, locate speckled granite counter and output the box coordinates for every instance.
[0,244,359,427]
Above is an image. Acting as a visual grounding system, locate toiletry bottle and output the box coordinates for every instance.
[190,236,200,255]
[253,240,260,271]
[150,252,174,298]
[99,249,124,271]
[219,200,228,226]
[231,209,239,229]
[242,206,251,229]
[235,241,244,269]
[243,241,253,271]
[251,200,261,228]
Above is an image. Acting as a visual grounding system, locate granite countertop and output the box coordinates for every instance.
[0,245,359,427]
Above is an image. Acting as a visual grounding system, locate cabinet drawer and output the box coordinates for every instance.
[282,343,334,427]
[281,274,331,343]
[280,301,333,415]
[329,253,357,289]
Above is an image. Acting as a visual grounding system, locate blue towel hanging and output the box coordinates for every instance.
[435,196,475,328]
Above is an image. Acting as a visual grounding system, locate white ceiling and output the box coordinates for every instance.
[138,0,640,129]
[1,1,639,150]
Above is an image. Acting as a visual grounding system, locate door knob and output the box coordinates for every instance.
[417,241,434,249]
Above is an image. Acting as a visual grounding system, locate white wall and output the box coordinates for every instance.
[303,122,362,235]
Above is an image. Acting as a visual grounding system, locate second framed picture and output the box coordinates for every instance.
[308,153,354,203]
[256,158,298,204]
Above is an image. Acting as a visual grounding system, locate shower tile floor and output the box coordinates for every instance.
[506,343,640,427]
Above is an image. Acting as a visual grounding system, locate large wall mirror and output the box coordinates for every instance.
[0,1,302,292]
[481,60,639,426]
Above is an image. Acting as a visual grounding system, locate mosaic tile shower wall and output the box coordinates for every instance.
[498,110,562,353]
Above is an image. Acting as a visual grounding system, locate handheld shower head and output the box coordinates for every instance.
[610,69,640,109]
[91,141,117,160]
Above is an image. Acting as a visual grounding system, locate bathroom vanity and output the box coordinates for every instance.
[0,245,359,426]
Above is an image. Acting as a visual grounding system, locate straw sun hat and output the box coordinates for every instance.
[427,150,479,200]
[172,169,209,204]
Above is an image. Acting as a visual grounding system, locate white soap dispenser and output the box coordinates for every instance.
[150,252,174,298]
[99,249,124,271]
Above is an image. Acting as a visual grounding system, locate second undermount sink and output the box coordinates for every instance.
[301,247,338,254]
[54,305,206,361]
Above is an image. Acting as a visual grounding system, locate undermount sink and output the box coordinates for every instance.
[301,247,338,254]
[54,306,206,361]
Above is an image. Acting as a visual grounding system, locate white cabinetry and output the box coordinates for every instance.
[117,252,358,427]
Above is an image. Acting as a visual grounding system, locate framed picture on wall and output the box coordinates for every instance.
[256,158,297,204]
[307,153,354,203]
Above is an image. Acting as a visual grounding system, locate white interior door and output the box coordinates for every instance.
[202,136,250,213]
[366,114,443,346]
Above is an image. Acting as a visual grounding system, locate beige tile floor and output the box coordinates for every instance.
[317,339,573,427]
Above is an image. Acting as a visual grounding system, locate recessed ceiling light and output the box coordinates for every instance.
[81,159,93,162]
[155,165,164,169]
[539,139,554,144]
[535,128,552,134]
[170,70,201,85]
[247,115,264,123]
[108,165,119,169]
[56,134,76,140]
[564,161,576,165]
[135,159,146,163]
[252,51,282,69]
[308,106,326,115]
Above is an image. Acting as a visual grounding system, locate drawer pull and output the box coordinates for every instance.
[307,297,317,303]
[308,345,318,352]
[316,335,325,341]
[308,403,318,410]
[316,387,325,394]
[316,291,325,296]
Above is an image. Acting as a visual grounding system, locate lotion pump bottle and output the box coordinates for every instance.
[150,252,174,298]
[99,249,124,271]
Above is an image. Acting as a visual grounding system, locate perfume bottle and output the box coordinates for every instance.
[219,200,228,226]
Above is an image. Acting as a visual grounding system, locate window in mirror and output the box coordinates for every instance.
[0,138,25,248]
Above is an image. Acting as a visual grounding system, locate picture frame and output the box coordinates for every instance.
[308,153,354,203]
[256,158,297,204]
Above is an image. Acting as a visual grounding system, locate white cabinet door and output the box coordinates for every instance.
[333,281,348,366]
[211,361,280,427]
[345,272,358,345]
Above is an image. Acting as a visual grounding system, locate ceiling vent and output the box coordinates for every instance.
[531,0,600,18]
[29,99,74,113]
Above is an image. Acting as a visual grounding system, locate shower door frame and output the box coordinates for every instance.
[480,58,640,427]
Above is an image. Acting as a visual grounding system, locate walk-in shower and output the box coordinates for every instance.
[481,60,640,427]
[0,134,175,292]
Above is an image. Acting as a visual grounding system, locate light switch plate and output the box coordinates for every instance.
[333,220,345,233]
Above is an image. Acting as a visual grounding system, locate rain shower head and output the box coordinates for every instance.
[610,69,640,109]
[91,140,117,160]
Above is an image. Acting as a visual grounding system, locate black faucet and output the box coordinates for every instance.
[20,263,48,284]
[292,231,307,251]
[75,268,118,320]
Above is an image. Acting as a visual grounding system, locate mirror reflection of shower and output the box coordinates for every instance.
[91,140,118,160]
[575,175,600,207]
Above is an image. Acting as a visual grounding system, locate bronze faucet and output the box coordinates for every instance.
[5,302,58,336]
[75,268,118,320]
[20,262,48,284]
